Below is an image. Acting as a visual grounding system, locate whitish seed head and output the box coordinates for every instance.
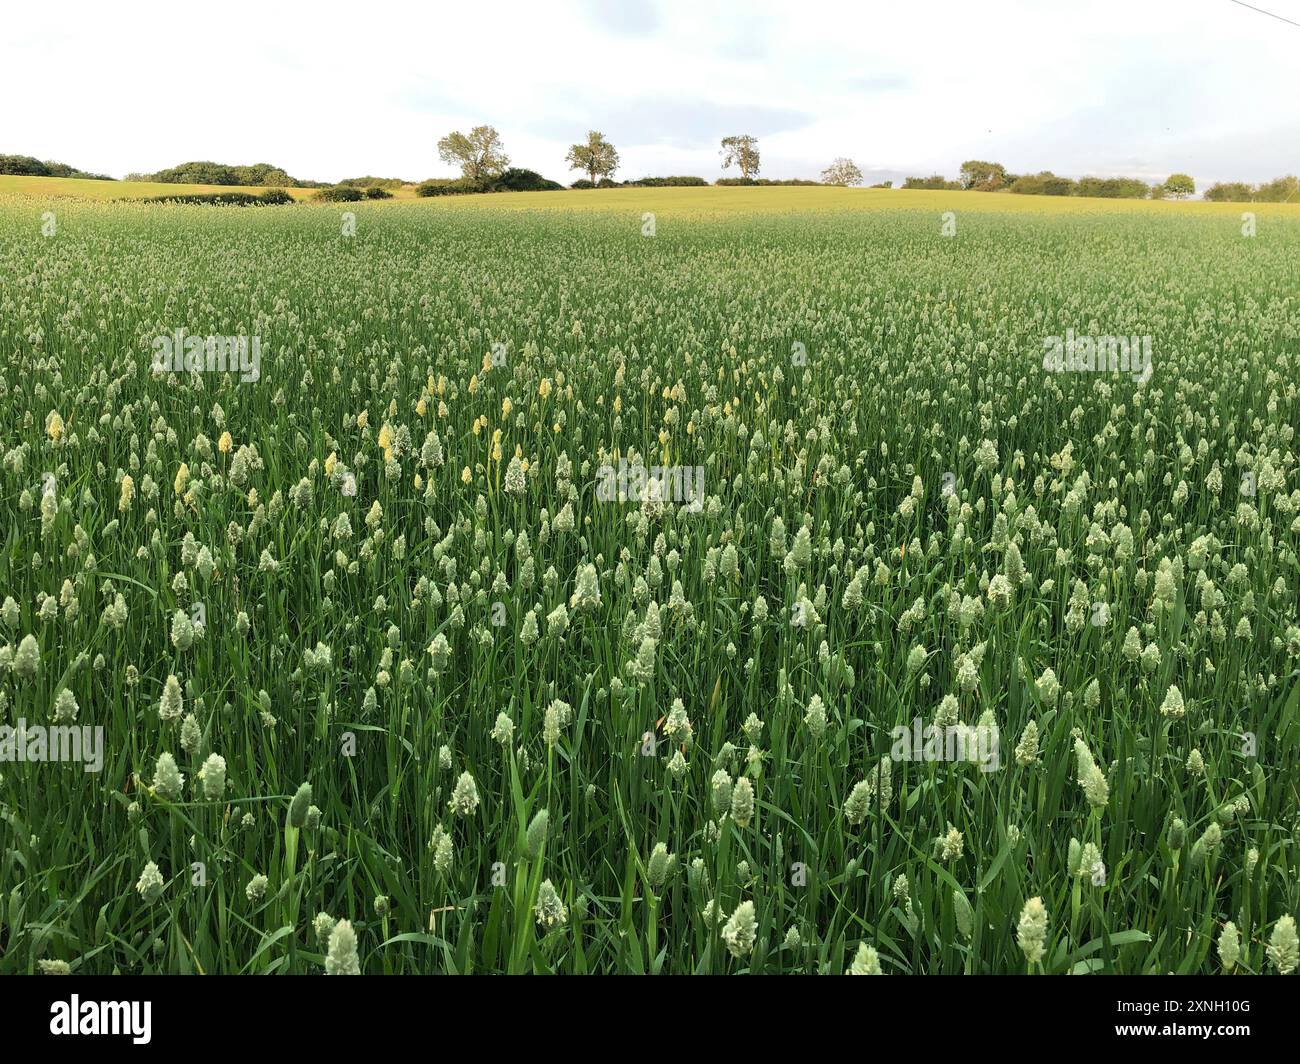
[179,714,200,758]
[158,674,183,721]
[1218,922,1240,972]
[325,919,361,975]
[647,841,674,890]
[935,694,960,730]
[1016,897,1048,966]
[245,874,269,903]
[449,771,480,817]
[843,780,872,826]
[1267,915,1298,975]
[873,757,893,808]
[534,879,569,929]
[431,825,454,875]
[906,644,927,676]
[1074,738,1109,809]
[731,776,755,828]
[935,823,963,862]
[1014,720,1039,767]
[151,752,184,801]
[135,860,165,904]
[52,688,78,724]
[721,900,757,958]
[1078,842,1103,885]
[198,753,226,801]
[847,941,882,974]
[14,634,40,680]
[892,874,910,906]
[803,694,827,739]
[313,912,336,946]
[665,697,693,743]
[1036,667,1060,704]
[711,769,733,817]
[490,711,514,745]
[1160,684,1186,720]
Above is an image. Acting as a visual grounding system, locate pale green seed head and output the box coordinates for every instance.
[731,776,755,828]
[1016,896,1048,966]
[953,890,974,941]
[524,808,549,860]
[288,782,312,828]
[647,841,674,890]
[1218,922,1240,972]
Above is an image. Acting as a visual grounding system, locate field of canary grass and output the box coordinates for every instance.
[0,190,1297,976]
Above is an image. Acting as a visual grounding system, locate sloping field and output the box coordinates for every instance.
[0,192,1296,975]
[5,173,1299,218]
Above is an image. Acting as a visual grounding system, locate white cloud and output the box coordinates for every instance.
[3,0,1296,186]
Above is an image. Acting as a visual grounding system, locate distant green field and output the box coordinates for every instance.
[0,174,418,202]
[4,172,1299,219]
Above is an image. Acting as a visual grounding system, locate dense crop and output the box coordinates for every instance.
[0,194,1297,974]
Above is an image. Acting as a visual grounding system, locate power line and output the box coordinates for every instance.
[1227,0,1300,29]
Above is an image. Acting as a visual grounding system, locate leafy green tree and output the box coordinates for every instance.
[1203,182,1255,202]
[1163,173,1195,199]
[821,158,864,186]
[566,131,620,186]
[902,174,961,190]
[437,126,510,184]
[720,135,760,180]
[1254,175,1300,202]
[959,160,1008,191]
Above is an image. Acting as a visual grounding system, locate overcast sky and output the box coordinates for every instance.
[5,0,1297,188]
